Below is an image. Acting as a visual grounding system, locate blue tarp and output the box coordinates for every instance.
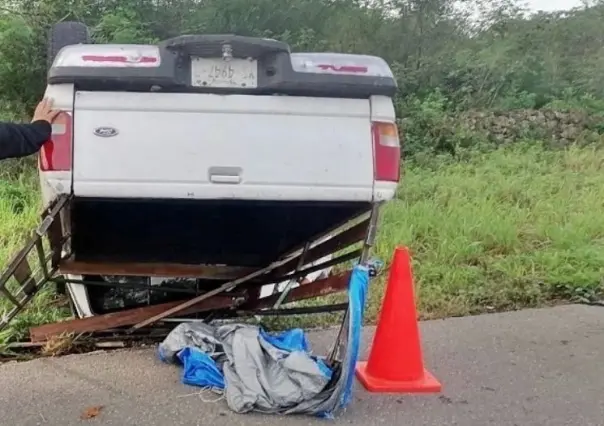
[339,265,369,409]
[177,347,225,389]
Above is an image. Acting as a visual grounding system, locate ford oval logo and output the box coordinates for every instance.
[93,127,119,138]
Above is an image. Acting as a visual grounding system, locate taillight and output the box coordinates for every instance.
[40,112,72,171]
[290,53,394,78]
[372,121,401,182]
[53,45,161,68]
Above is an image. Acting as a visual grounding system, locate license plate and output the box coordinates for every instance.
[191,57,258,88]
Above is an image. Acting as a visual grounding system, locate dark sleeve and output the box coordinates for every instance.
[0,120,52,161]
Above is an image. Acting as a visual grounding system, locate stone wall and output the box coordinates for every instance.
[461,109,604,146]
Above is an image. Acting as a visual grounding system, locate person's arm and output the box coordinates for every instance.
[0,99,60,161]
[0,121,52,160]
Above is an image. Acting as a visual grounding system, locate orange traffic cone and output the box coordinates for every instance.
[356,246,441,393]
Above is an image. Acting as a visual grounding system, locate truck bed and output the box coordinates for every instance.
[70,197,370,267]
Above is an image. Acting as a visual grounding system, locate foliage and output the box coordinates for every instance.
[0,0,602,115]
[399,90,457,156]
[371,143,604,320]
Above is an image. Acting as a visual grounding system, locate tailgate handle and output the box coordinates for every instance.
[209,167,242,184]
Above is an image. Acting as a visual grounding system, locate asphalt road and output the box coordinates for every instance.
[1,304,603,425]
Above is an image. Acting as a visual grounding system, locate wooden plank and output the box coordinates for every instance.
[58,259,255,280]
[247,271,351,309]
[270,250,360,285]
[0,246,36,290]
[30,272,351,342]
[11,249,32,286]
[10,246,37,296]
[29,294,237,342]
[267,219,368,279]
[0,287,22,308]
[279,210,371,260]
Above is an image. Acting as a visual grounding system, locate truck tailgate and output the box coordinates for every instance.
[72,92,374,201]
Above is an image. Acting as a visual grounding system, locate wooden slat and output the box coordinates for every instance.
[0,287,22,308]
[11,249,32,286]
[58,259,255,280]
[8,247,37,296]
[267,219,369,279]
[247,271,351,309]
[279,210,371,260]
[29,295,237,342]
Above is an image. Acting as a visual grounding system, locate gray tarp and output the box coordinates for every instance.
[159,322,340,415]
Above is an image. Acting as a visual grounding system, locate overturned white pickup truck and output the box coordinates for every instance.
[2,22,400,324]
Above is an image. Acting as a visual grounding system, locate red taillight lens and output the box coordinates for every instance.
[40,112,72,171]
[372,121,401,182]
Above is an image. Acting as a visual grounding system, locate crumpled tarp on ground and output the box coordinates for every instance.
[158,265,370,417]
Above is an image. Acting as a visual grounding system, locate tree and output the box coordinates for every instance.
[0,0,602,119]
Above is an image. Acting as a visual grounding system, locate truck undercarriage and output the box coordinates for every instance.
[0,195,381,357]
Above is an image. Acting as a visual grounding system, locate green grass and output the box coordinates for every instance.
[371,143,604,321]
[0,159,71,346]
[2,143,604,345]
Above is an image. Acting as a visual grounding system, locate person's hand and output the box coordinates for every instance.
[32,98,60,124]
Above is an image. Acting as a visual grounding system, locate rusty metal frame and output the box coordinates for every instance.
[28,270,352,342]
[1,194,376,340]
[49,207,369,330]
[271,240,310,304]
[58,260,255,280]
[231,215,369,306]
[265,217,369,280]
[0,195,71,332]
[55,210,371,284]
[128,210,371,330]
